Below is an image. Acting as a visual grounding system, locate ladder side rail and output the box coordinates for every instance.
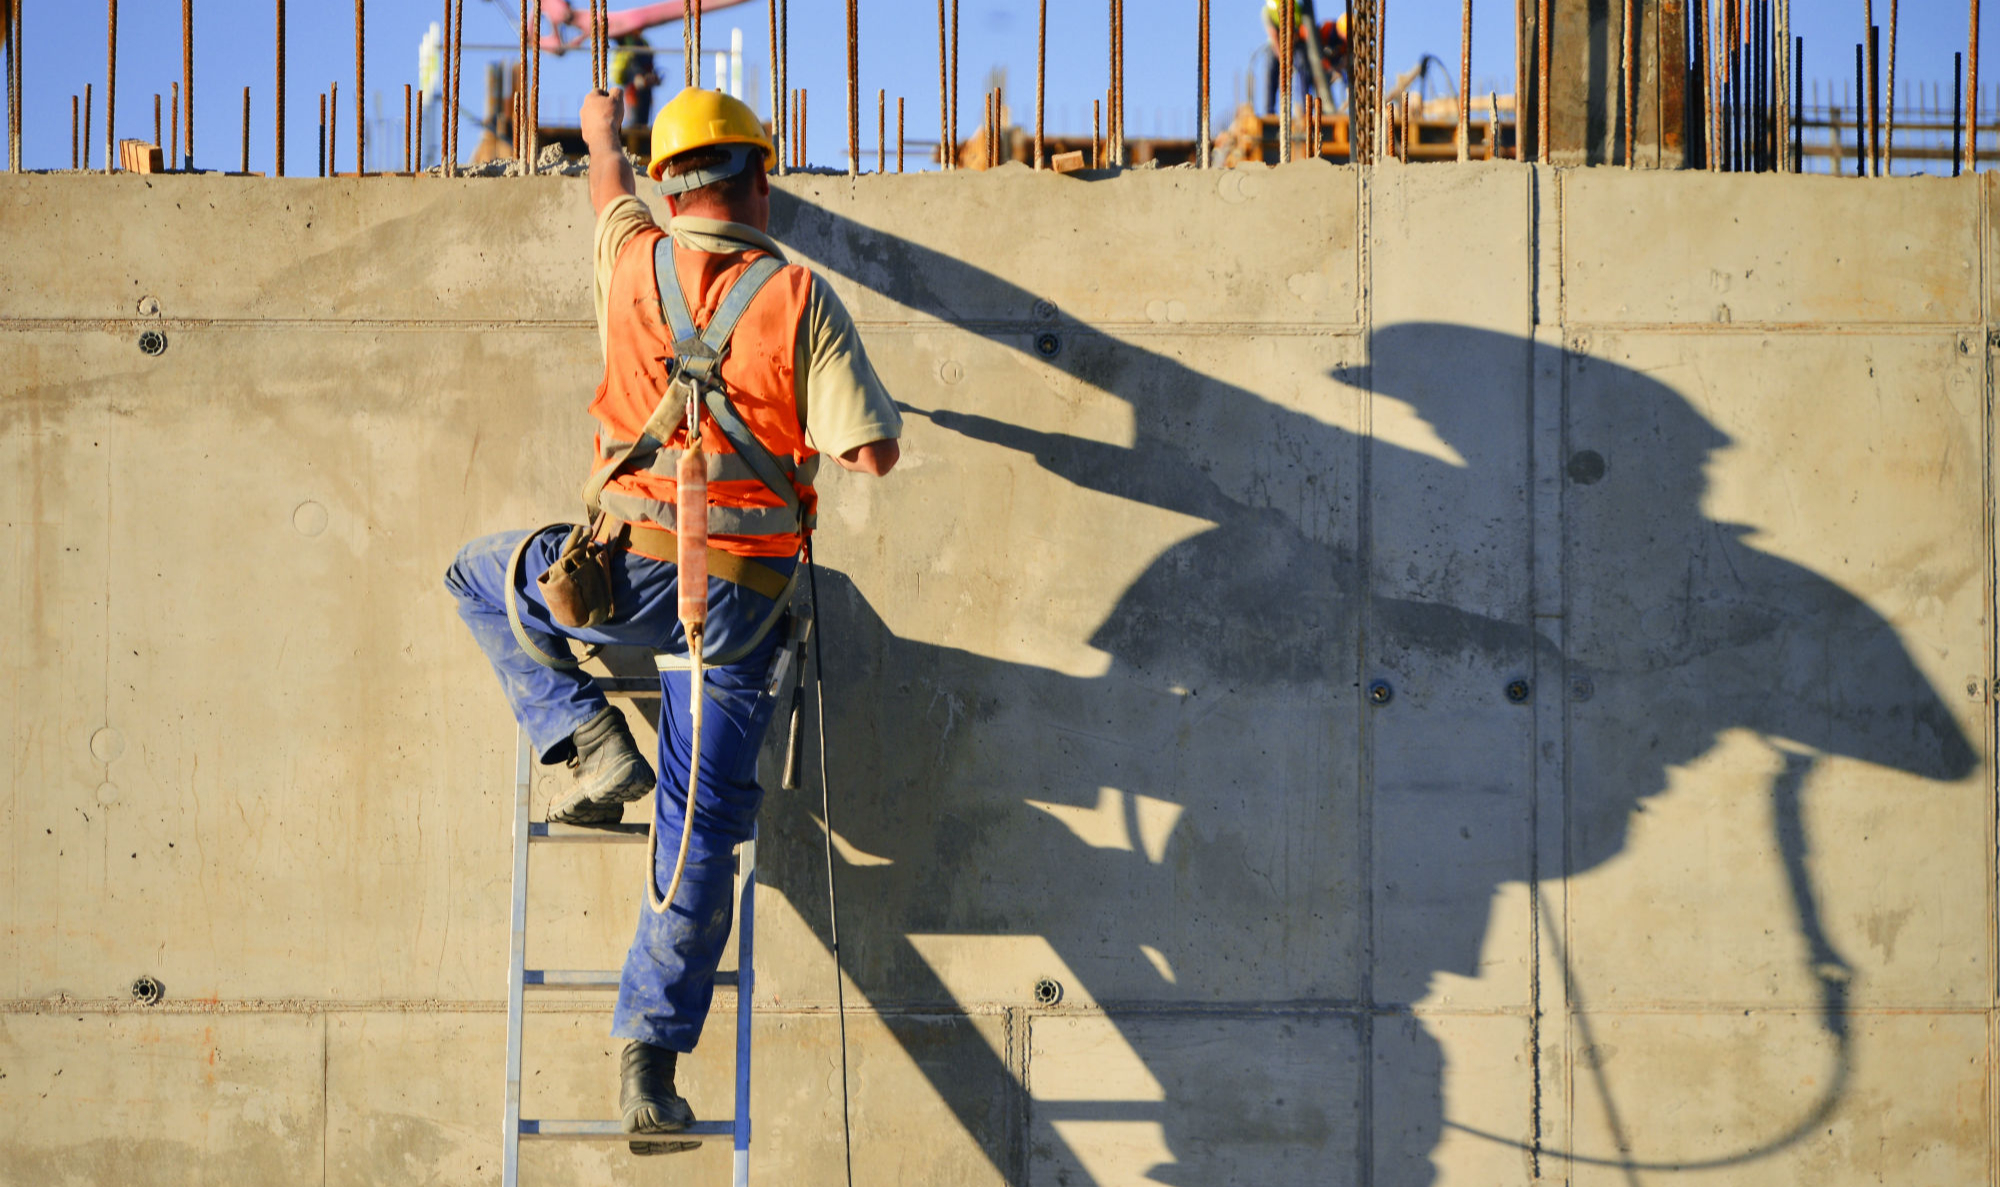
[503,729,533,1187]
[733,833,756,1186]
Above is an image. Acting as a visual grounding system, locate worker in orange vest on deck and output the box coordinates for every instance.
[444,85,901,1154]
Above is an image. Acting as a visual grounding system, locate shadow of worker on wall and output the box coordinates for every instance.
[755,192,1977,1185]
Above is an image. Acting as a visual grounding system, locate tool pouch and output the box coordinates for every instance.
[537,522,616,629]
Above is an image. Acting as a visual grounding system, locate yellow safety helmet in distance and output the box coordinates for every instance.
[647,87,775,187]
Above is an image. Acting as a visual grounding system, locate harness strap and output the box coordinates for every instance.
[701,386,806,525]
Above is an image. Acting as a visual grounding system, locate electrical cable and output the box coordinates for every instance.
[805,549,856,1187]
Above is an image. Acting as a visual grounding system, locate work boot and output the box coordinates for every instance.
[620,1040,698,1156]
[547,707,655,826]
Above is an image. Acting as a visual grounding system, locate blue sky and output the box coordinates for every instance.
[4,1,1995,174]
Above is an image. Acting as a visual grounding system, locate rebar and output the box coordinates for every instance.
[275,0,285,175]
[152,92,159,149]
[317,90,324,175]
[182,0,192,169]
[877,88,884,173]
[69,93,76,169]
[1488,89,1500,159]
[1035,0,1045,168]
[449,0,463,172]
[105,0,115,173]
[1114,0,1125,164]
[1537,0,1551,161]
[951,0,959,168]
[4,0,15,173]
[1458,0,1471,161]
[517,0,526,164]
[768,0,782,173]
[1197,0,1209,167]
[800,87,807,168]
[1968,0,1981,173]
[1882,0,1897,170]
[1954,51,1964,174]
[692,0,702,88]
[1854,42,1864,176]
[779,0,788,169]
[83,82,90,169]
[1622,0,1633,164]
[330,79,338,175]
[355,0,364,173]
[403,82,411,171]
[682,0,692,87]
[1793,35,1803,171]
[934,0,945,168]
[1868,23,1880,174]
[415,88,423,169]
[1706,0,1720,169]
[897,95,904,171]
[170,80,178,169]
[846,0,856,176]
[529,0,541,170]
[240,85,248,173]
[1279,0,1292,162]
[1093,96,1101,166]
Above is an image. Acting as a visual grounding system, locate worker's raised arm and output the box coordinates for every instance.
[582,90,635,217]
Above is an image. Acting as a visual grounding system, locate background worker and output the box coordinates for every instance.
[1263,0,1350,116]
[612,32,661,128]
[443,85,901,1153]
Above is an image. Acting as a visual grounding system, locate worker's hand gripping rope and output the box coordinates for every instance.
[649,387,709,915]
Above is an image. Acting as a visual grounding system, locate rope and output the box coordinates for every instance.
[806,550,856,1187]
[647,627,704,914]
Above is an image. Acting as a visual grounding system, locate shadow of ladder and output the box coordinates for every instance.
[501,670,757,1186]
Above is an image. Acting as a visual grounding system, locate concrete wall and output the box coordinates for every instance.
[0,161,1992,1186]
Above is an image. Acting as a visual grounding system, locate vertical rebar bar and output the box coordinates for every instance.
[1969,0,1981,173]
[1856,22,1872,175]
[415,88,423,169]
[355,0,364,173]
[530,0,541,170]
[240,85,249,173]
[276,0,286,175]
[1115,0,1125,164]
[330,79,338,174]
[768,0,781,172]
[1955,51,1964,174]
[318,90,325,175]
[1879,0,1895,171]
[800,87,807,168]
[1093,96,1101,166]
[934,0,945,168]
[1707,0,1720,169]
[3,0,13,172]
[847,0,857,177]
[1280,0,1293,162]
[517,0,526,164]
[1488,90,1500,159]
[878,87,885,173]
[1854,42,1864,176]
[70,92,77,169]
[1035,0,1045,168]
[779,0,788,165]
[450,0,464,171]
[897,94,904,171]
[1197,0,1210,167]
[153,91,160,150]
[440,0,451,170]
[1537,0,1551,161]
[692,0,702,87]
[105,0,116,172]
[170,81,179,169]
[682,0,693,88]
[82,82,90,170]
[1794,35,1803,172]
[1622,0,1634,165]
[950,0,959,168]
[403,82,411,171]
[1457,0,1471,161]
[182,0,193,169]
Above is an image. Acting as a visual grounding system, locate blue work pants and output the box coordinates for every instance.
[444,527,789,1052]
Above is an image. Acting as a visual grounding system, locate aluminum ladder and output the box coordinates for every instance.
[501,671,757,1186]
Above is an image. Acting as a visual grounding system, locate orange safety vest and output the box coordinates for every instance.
[587,225,820,560]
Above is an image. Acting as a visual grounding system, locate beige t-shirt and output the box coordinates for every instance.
[592,195,902,462]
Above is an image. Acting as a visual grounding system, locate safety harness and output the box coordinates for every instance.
[503,232,813,916]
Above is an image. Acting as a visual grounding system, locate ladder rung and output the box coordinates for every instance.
[520,1119,735,1142]
[525,969,736,989]
[529,822,649,843]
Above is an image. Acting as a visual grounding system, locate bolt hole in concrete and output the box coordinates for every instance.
[1368,680,1394,706]
[1567,449,1606,485]
[1031,298,1058,321]
[1505,679,1533,704]
[1033,977,1063,1006]
[1035,332,1062,358]
[136,329,167,356]
[88,727,124,764]
[1570,677,1595,703]
[136,296,161,316]
[130,976,164,1006]
[292,501,329,537]
[937,359,964,385]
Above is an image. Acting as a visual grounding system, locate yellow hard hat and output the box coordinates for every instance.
[647,87,775,183]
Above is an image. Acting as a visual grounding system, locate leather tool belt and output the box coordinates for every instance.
[597,517,792,602]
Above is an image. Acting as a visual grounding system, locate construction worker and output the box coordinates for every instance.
[443,86,901,1153]
[1263,0,1350,115]
[611,32,661,128]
